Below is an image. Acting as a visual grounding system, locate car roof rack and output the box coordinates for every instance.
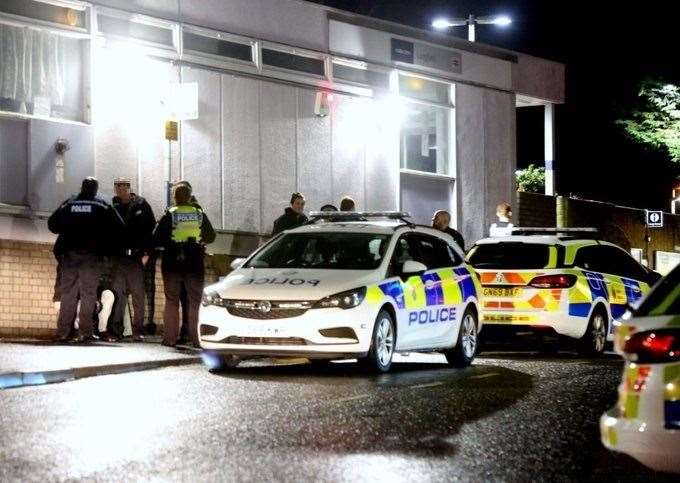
[510,227,599,238]
[307,211,414,227]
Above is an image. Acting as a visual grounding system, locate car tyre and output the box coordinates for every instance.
[444,307,478,368]
[359,309,395,373]
[578,307,608,356]
[208,353,241,372]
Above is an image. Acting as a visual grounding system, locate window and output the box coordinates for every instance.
[413,234,461,269]
[97,12,175,49]
[245,232,390,270]
[0,23,87,122]
[261,48,325,77]
[467,242,552,269]
[182,30,253,64]
[601,246,648,280]
[400,103,450,175]
[0,0,87,30]
[399,74,450,105]
[332,60,389,90]
[573,245,605,272]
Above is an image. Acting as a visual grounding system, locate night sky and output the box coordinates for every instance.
[309,0,680,210]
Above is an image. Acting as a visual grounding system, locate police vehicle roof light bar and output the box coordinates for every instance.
[307,211,411,222]
[510,227,599,236]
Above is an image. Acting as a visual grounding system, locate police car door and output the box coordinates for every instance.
[385,234,425,350]
[600,245,649,324]
[410,234,464,348]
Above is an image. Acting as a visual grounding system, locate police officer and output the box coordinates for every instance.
[432,210,465,251]
[153,182,215,347]
[106,178,156,342]
[272,192,307,235]
[48,177,124,343]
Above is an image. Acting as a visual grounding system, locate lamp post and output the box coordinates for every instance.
[432,14,512,42]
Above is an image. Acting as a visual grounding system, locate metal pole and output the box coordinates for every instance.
[166,139,172,207]
[467,14,476,42]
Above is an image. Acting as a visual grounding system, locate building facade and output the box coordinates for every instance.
[0,0,565,336]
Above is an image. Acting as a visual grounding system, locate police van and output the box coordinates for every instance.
[466,228,660,354]
[198,212,482,373]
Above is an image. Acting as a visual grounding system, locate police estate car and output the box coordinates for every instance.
[466,229,660,354]
[601,264,680,473]
[198,212,482,373]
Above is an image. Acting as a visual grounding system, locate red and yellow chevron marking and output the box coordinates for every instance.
[479,271,541,285]
[618,364,651,419]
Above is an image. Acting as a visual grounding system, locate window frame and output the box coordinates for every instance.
[180,24,258,74]
[259,41,329,81]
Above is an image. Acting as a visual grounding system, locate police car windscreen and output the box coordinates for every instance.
[467,242,550,269]
[245,233,391,270]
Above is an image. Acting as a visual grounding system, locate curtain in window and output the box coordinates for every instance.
[0,23,65,108]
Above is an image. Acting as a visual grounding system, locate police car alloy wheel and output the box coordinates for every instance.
[360,309,395,373]
[579,308,607,355]
[444,307,477,368]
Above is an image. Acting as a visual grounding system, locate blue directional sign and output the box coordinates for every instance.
[647,210,663,228]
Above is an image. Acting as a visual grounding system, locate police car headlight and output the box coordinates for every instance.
[202,291,223,307]
[314,287,366,310]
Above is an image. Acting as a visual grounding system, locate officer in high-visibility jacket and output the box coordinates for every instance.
[152,182,216,347]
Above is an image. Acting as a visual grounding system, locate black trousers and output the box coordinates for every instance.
[162,270,203,346]
[143,252,157,327]
[110,256,145,337]
[56,251,101,338]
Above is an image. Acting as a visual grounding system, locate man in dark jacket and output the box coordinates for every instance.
[432,210,465,252]
[153,182,216,347]
[48,177,124,342]
[272,192,307,235]
[106,178,156,341]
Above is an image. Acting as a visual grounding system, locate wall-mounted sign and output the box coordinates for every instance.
[647,210,663,228]
[162,82,199,121]
[390,37,462,74]
[391,38,414,63]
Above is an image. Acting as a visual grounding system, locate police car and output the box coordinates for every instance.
[198,212,482,373]
[601,263,680,473]
[466,228,660,354]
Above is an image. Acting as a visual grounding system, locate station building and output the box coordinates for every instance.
[0,0,564,335]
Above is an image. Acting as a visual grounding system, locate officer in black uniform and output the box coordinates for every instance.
[153,182,215,347]
[107,178,156,342]
[432,210,465,251]
[48,177,124,343]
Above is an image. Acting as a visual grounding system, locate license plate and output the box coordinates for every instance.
[483,287,521,297]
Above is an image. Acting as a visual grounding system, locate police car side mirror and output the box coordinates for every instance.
[402,260,427,278]
[230,258,246,271]
[646,270,662,287]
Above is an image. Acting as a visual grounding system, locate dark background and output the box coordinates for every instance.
[308,0,680,209]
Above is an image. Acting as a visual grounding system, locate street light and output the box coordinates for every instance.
[432,14,512,42]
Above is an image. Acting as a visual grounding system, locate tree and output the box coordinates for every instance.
[516,164,545,193]
[617,80,680,162]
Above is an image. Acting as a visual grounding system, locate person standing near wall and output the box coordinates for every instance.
[272,192,307,235]
[489,203,514,237]
[48,177,124,343]
[106,178,156,342]
[431,210,465,251]
[153,182,216,348]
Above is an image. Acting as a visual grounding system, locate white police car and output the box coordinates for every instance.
[198,212,482,373]
[601,263,680,473]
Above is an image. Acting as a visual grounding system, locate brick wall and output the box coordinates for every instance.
[516,191,556,228]
[515,192,680,270]
[0,239,218,339]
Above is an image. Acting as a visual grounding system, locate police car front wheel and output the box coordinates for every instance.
[444,308,477,368]
[359,309,395,373]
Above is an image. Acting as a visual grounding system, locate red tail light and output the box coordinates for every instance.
[623,329,680,363]
[528,274,576,288]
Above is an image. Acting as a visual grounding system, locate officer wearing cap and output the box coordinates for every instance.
[153,182,215,347]
[48,177,124,342]
[106,177,156,342]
